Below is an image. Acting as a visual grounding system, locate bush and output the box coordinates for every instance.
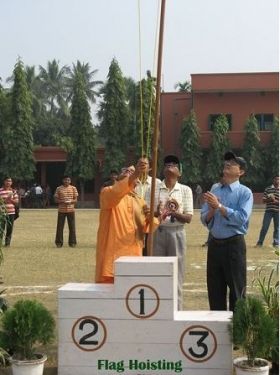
[0,299,55,360]
[232,296,275,367]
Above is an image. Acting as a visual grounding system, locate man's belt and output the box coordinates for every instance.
[211,234,243,244]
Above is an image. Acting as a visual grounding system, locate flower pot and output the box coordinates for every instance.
[234,357,270,375]
[10,354,47,375]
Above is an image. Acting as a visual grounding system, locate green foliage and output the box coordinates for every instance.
[0,299,55,360]
[253,253,279,365]
[232,296,275,367]
[65,72,96,184]
[242,114,264,189]
[206,114,230,182]
[174,80,192,92]
[180,110,202,185]
[98,58,130,176]
[39,59,69,116]
[66,60,102,104]
[0,59,35,180]
[134,71,156,158]
[266,116,279,179]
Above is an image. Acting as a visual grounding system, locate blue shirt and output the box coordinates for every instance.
[201,180,253,239]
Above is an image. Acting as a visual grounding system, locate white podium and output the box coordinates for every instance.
[58,257,232,375]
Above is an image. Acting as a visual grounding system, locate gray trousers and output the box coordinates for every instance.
[153,225,186,310]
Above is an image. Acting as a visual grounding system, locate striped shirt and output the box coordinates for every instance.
[153,180,193,227]
[263,185,279,212]
[54,185,78,213]
[0,188,19,215]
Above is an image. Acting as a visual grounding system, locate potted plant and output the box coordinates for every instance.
[0,299,55,375]
[232,296,276,375]
[254,255,279,375]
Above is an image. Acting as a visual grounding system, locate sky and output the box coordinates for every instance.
[0,0,279,93]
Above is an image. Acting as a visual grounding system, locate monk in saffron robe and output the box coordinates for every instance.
[95,160,159,283]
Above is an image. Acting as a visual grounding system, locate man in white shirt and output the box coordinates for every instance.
[135,156,161,255]
[153,155,193,310]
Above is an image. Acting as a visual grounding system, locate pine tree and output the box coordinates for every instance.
[180,110,202,185]
[206,114,230,182]
[65,73,96,202]
[98,58,130,176]
[242,114,264,189]
[0,60,35,180]
[269,116,279,178]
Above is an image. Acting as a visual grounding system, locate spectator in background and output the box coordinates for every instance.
[0,177,19,247]
[35,183,43,208]
[54,176,78,248]
[255,176,279,248]
[201,151,253,312]
[194,184,203,208]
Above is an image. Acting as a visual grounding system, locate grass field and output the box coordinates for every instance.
[0,208,278,374]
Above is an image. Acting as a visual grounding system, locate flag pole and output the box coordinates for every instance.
[147,0,166,256]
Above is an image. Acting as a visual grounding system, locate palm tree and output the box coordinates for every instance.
[174,80,192,93]
[39,59,69,115]
[66,61,102,104]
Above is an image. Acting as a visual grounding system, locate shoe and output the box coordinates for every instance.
[4,244,10,247]
[69,244,76,248]
[254,243,262,248]
[272,243,279,249]
[56,244,63,248]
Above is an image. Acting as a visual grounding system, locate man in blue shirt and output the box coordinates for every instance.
[201,151,253,312]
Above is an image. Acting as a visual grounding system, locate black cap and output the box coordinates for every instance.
[164,155,182,173]
[164,155,180,165]
[224,151,247,170]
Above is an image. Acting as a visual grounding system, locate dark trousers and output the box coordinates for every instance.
[207,235,246,312]
[55,212,77,246]
[0,214,15,246]
[257,210,279,246]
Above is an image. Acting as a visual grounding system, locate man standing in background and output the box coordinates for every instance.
[54,176,78,248]
[0,177,19,247]
[255,176,279,248]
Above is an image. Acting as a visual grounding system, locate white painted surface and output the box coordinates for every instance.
[58,256,233,375]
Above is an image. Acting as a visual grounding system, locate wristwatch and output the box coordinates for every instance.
[218,203,222,209]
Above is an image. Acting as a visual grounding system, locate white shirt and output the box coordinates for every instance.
[154,180,193,226]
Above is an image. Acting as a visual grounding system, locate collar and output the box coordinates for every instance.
[226,180,240,191]
[160,179,180,191]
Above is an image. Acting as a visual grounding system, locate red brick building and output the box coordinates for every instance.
[161,72,279,155]
[34,72,279,205]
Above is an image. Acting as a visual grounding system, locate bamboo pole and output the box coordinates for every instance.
[147,0,166,256]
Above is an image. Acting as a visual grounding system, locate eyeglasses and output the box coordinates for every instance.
[164,163,179,168]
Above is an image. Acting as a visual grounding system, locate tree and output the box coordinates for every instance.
[242,114,264,189]
[266,116,279,179]
[66,60,102,104]
[39,59,69,116]
[206,114,230,183]
[65,73,96,202]
[174,80,192,93]
[98,58,130,176]
[0,59,35,180]
[180,110,202,185]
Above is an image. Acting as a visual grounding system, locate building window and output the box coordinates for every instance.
[208,114,232,130]
[255,114,274,131]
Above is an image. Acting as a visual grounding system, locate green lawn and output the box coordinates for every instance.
[0,208,277,374]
